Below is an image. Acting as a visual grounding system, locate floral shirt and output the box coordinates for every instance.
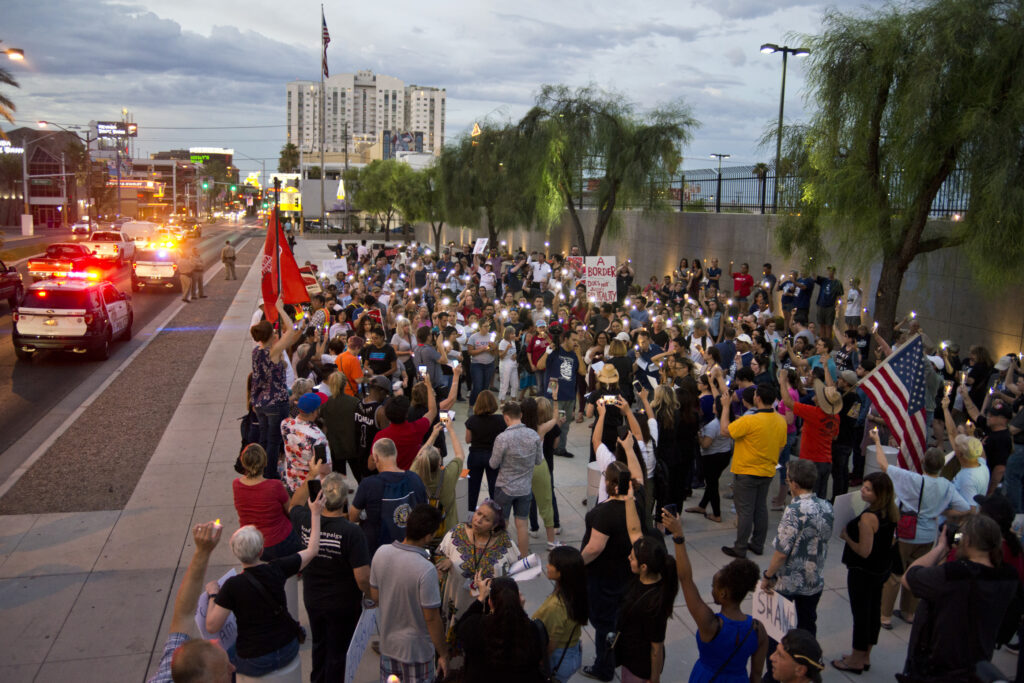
[251,346,288,408]
[772,493,834,596]
[280,416,328,492]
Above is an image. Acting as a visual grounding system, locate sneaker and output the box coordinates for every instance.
[530,528,540,538]
[580,665,613,682]
[547,541,563,550]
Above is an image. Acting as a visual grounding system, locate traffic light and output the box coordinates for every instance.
[201,180,209,190]
[230,185,237,192]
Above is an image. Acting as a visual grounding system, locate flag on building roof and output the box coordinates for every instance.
[859,334,928,472]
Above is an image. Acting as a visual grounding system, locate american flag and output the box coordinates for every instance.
[321,8,330,77]
[860,334,928,472]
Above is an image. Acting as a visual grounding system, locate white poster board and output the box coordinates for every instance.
[345,605,378,683]
[473,238,489,255]
[831,491,867,540]
[752,584,797,643]
[584,256,617,303]
[320,258,348,279]
[194,569,238,650]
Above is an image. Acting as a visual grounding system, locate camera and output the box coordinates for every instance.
[945,522,962,547]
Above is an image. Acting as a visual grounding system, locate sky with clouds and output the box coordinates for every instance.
[2,0,887,178]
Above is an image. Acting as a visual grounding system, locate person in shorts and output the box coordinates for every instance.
[489,401,544,555]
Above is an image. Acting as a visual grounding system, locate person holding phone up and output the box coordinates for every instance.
[537,324,588,458]
[280,392,331,495]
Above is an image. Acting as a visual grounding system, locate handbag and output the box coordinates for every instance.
[896,478,925,541]
[543,623,580,683]
[242,571,306,645]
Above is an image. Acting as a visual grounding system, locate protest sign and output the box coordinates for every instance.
[584,256,617,303]
[320,259,348,279]
[832,491,867,540]
[752,584,797,643]
[473,237,489,254]
[345,604,378,683]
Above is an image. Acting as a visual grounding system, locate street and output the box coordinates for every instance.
[0,222,257,474]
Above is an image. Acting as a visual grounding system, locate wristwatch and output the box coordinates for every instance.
[672,536,685,545]
[763,570,776,581]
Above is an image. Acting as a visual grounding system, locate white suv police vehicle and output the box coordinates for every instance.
[12,279,133,361]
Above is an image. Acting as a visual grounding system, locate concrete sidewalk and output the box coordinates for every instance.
[0,234,1014,682]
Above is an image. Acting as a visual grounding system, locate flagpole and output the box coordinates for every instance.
[320,4,326,235]
[274,177,282,297]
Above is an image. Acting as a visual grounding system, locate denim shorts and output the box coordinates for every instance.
[494,487,532,518]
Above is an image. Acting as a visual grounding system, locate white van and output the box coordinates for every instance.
[120,221,160,249]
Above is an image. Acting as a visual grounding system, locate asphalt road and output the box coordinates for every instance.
[0,222,258,460]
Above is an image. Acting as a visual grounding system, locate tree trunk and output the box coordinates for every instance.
[589,182,618,256]
[873,253,908,343]
[563,188,589,254]
[431,221,444,254]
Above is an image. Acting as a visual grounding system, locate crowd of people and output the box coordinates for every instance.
[150,239,1024,683]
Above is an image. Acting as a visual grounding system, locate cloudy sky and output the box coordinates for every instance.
[2,0,886,178]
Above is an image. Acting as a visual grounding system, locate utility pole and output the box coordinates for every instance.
[172,163,177,216]
[60,152,67,228]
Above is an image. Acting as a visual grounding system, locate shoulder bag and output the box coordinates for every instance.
[896,477,925,541]
[242,570,306,645]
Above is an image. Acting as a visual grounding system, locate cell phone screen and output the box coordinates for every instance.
[632,380,643,395]
[313,443,327,464]
[617,471,630,496]
[307,478,322,502]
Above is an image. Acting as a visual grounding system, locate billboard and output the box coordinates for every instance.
[96,121,138,138]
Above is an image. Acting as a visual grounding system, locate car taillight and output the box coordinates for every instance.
[11,312,18,322]
[132,262,138,270]
[172,263,178,271]
[84,313,94,325]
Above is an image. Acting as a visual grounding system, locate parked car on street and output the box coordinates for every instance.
[27,243,102,282]
[0,258,24,310]
[88,230,136,264]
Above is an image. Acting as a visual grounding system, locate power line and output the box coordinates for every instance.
[9,119,284,130]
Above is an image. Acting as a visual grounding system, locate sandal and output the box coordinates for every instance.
[684,506,706,515]
[705,513,722,523]
[831,658,867,674]
[575,413,585,423]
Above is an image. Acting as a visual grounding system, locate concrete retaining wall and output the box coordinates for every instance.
[413,210,1024,358]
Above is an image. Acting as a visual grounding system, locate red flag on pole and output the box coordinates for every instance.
[260,212,309,322]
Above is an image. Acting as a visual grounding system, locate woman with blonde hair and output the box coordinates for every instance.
[391,316,417,378]
[523,397,564,547]
[410,422,465,536]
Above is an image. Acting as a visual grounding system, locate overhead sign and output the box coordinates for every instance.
[0,140,24,154]
[96,121,138,138]
[584,256,617,303]
[105,178,160,189]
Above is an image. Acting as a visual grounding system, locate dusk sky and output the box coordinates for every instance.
[3,0,886,178]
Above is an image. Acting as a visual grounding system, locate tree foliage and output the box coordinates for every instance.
[0,67,17,139]
[778,0,1024,337]
[354,159,414,238]
[518,84,697,255]
[278,142,299,173]
[399,163,449,252]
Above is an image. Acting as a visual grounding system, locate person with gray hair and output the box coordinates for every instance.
[349,437,428,557]
[760,459,834,679]
[204,492,324,678]
[290,473,370,683]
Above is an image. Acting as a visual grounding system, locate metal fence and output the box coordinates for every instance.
[578,164,972,217]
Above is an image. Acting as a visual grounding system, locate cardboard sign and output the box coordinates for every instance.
[566,256,584,275]
[473,237,489,255]
[321,259,348,279]
[584,256,617,303]
[345,606,378,683]
[752,584,797,643]
[832,490,868,540]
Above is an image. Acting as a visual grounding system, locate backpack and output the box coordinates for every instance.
[233,409,261,474]
[378,474,417,546]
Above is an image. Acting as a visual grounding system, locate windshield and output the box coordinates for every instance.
[21,289,92,309]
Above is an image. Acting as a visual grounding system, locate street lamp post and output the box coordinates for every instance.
[761,43,810,212]
[710,153,730,213]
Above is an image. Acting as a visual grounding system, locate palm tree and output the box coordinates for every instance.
[278,143,299,173]
[0,66,19,140]
[752,162,769,214]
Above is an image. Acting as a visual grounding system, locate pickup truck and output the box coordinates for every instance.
[88,230,135,264]
[0,258,24,310]
[27,243,102,282]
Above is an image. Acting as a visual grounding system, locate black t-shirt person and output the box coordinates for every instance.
[360,341,397,376]
[581,499,632,583]
[214,554,301,659]
[289,508,369,611]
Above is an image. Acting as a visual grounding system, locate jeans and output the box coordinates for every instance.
[466,448,498,513]
[260,529,303,561]
[549,642,582,682]
[555,399,575,453]
[469,361,496,407]
[830,443,853,502]
[732,473,773,554]
[306,603,361,683]
[587,573,626,679]
[233,638,299,677]
[777,433,798,493]
[255,400,288,479]
[1005,444,1024,513]
[812,461,832,500]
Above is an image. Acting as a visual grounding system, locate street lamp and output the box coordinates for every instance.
[710,153,730,213]
[761,43,810,212]
[38,121,95,228]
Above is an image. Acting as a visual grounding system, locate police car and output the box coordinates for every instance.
[132,243,181,292]
[12,279,133,361]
